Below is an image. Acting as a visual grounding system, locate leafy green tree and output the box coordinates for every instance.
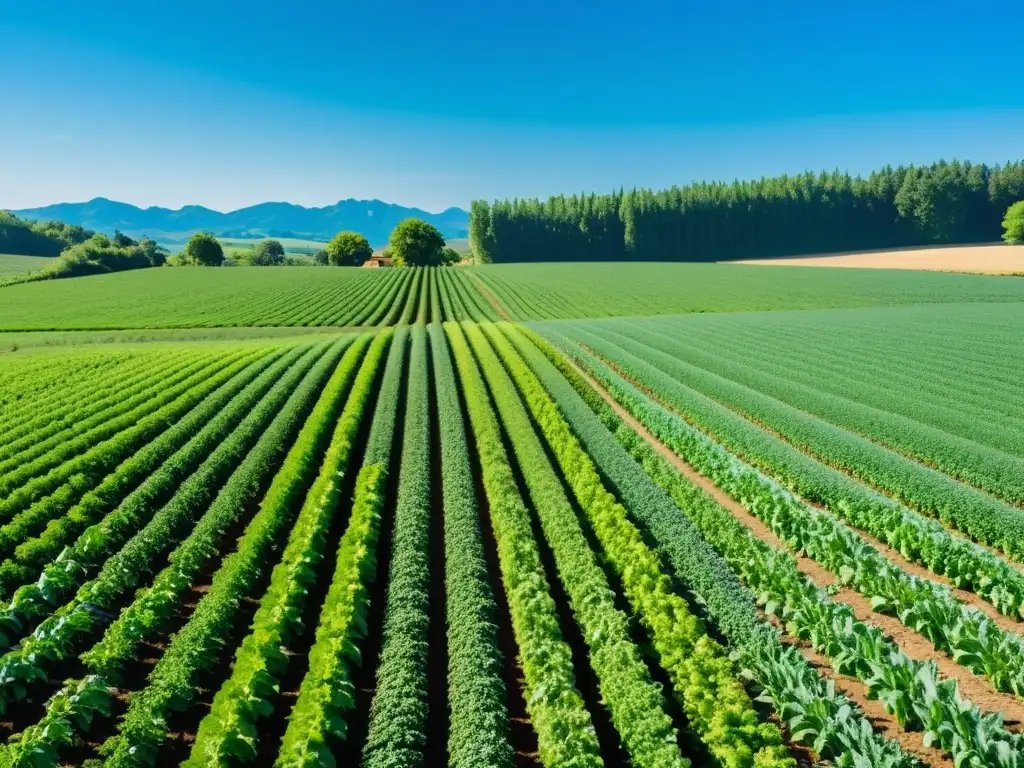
[249,239,286,265]
[313,248,329,265]
[468,200,495,263]
[325,231,372,266]
[1003,201,1024,244]
[441,246,462,265]
[388,218,446,267]
[139,238,168,266]
[178,232,224,266]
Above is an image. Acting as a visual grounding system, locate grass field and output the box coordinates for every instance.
[0,264,1021,767]
[0,254,55,279]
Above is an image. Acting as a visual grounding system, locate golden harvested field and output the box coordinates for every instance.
[728,243,1024,274]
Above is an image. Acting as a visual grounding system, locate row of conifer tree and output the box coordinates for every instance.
[468,159,1024,263]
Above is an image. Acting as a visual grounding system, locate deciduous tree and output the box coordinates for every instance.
[388,218,446,267]
[325,231,372,266]
[1003,201,1024,244]
[179,232,224,266]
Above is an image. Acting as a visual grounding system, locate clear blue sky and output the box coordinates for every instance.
[2,0,1021,212]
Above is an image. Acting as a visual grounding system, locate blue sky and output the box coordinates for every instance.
[1,0,1021,212]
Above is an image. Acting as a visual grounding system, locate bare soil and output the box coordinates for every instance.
[726,243,1024,274]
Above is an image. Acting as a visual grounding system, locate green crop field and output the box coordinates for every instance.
[0,263,1021,768]
[3,261,1024,331]
[0,254,56,279]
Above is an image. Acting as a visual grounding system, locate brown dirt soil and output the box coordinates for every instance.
[567,358,1024,763]
[725,243,1024,274]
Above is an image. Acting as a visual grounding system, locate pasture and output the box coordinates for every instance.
[0,263,1020,767]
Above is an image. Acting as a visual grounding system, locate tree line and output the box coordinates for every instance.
[468,159,1024,263]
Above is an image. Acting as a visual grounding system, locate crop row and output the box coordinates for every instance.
[489,323,793,767]
[0,348,226,484]
[275,325,409,765]
[565,323,1024,560]
[0,348,134,417]
[0,348,273,560]
[186,330,390,765]
[552,327,1024,697]
[362,324,432,766]
[632,314,1024,492]
[523,327,917,765]
[544,324,1024,619]
[0,346,194,453]
[541,332,1024,765]
[95,335,360,765]
[573,320,1024,619]
[445,322,603,766]
[0,337,362,764]
[0,343,328,705]
[427,322,511,768]
[0,345,293,601]
[464,322,686,767]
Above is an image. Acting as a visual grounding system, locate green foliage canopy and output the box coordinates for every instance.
[1003,201,1024,244]
[325,231,372,266]
[178,232,224,266]
[0,211,92,257]
[245,239,286,266]
[387,218,447,267]
[469,159,1024,263]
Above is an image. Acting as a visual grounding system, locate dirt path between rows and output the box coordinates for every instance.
[465,273,513,321]
[564,356,1024,765]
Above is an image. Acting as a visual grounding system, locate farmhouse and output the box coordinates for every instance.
[363,255,394,268]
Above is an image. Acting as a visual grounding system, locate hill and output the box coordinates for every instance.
[9,197,470,247]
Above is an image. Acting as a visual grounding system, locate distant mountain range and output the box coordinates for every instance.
[9,197,470,247]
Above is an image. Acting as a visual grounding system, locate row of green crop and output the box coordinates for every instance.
[445,322,603,766]
[275,326,409,766]
[549,324,1024,621]
[541,338,1024,767]
[0,351,246,509]
[1,337,365,765]
[488,323,793,768]
[95,336,362,765]
[186,330,390,765]
[0,349,134,419]
[617,320,1024,504]
[427,323,511,768]
[630,315,1024,492]
[552,327,1024,698]
[0,344,312,645]
[0,347,194,454]
[0,348,224,483]
[465,322,686,767]
[362,324,433,766]
[0,348,272,560]
[522,327,916,765]
[668,306,1024,444]
[0,345,292,601]
[564,323,1024,560]
[0,344,327,708]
